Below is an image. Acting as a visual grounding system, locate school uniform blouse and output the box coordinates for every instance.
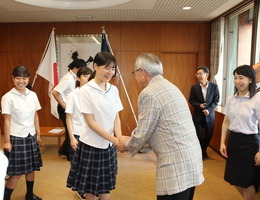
[65,88,83,136]
[1,88,41,138]
[224,92,260,134]
[79,79,123,149]
[53,70,76,103]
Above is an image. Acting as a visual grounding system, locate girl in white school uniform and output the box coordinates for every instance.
[65,66,92,163]
[67,52,123,200]
[1,66,42,200]
[52,52,87,160]
[220,65,260,200]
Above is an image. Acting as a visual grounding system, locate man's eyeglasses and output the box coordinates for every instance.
[195,72,206,77]
[131,68,141,76]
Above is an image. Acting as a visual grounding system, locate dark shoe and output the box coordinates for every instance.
[203,153,209,159]
[25,194,42,200]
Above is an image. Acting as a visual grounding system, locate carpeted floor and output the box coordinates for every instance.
[2,136,260,200]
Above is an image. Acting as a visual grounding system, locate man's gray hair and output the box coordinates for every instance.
[135,53,163,76]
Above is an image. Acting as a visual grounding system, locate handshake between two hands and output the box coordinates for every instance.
[115,136,130,153]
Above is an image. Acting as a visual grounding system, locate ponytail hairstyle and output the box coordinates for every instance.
[67,51,87,71]
[75,67,93,87]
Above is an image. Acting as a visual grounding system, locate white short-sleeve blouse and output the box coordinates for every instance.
[65,88,84,136]
[224,92,260,134]
[1,88,41,137]
[53,70,76,103]
[79,79,123,149]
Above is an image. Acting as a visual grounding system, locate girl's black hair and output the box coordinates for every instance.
[67,51,87,70]
[12,66,30,77]
[233,65,256,98]
[90,52,117,79]
[75,67,93,87]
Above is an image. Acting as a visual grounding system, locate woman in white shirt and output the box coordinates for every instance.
[67,52,123,200]
[1,66,42,200]
[220,65,260,200]
[52,52,87,161]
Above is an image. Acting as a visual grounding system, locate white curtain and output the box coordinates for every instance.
[210,18,221,83]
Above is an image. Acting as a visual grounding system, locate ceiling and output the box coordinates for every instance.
[0,0,246,23]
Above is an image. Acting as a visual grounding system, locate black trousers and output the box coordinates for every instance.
[57,104,70,160]
[157,187,195,200]
[194,118,214,156]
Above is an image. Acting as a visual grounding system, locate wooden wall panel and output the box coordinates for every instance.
[0,21,211,137]
[160,53,198,100]
[117,51,140,135]
[198,51,210,67]
[0,24,7,51]
[120,23,160,51]
[160,23,201,52]
[45,22,83,36]
[3,23,45,52]
[199,23,211,51]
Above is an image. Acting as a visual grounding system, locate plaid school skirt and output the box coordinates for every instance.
[5,134,43,176]
[224,131,259,188]
[67,141,117,196]
[69,135,80,164]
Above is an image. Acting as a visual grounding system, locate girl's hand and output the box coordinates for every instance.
[220,143,228,158]
[113,137,119,148]
[70,137,78,151]
[255,152,260,166]
[36,135,42,146]
[3,141,12,152]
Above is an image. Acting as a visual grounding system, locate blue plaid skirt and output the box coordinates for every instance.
[69,135,80,164]
[67,141,117,196]
[5,134,43,176]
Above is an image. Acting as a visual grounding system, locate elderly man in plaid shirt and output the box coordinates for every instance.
[118,53,204,200]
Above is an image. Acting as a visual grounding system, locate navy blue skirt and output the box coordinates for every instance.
[69,135,80,164]
[67,141,117,196]
[224,131,259,188]
[5,134,43,176]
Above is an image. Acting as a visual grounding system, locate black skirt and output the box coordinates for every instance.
[224,131,259,188]
[67,141,117,196]
[5,134,43,176]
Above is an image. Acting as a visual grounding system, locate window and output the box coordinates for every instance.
[216,3,254,106]
[254,2,260,63]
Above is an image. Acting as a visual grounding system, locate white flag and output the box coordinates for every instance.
[36,29,59,119]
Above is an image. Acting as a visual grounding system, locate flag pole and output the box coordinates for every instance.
[102,27,138,124]
[31,28,55,88]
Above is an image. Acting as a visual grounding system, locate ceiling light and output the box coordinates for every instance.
[183,6,192,10]
[13,0,131,9]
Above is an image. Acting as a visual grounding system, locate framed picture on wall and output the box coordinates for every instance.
[56,34,102,79]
